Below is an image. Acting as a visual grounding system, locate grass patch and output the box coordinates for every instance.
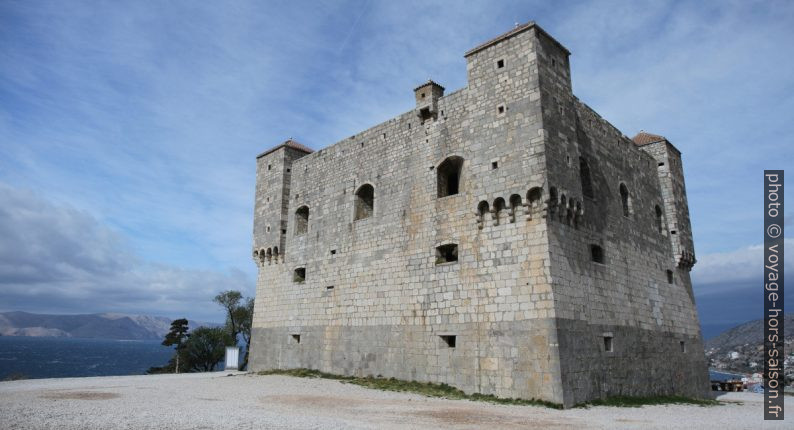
[257,368,562,409]
[575,395,721,408]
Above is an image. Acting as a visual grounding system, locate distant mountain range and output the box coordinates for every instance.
[0,311,219,340]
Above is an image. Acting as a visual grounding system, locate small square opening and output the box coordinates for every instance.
[440,335,456,348]
[293,267,306,283]
[603,336,613,352]
[330,249,337,255]
[291,334,301,344]
[496,59,505,68]
[497,105,505,114]
[671,230,677,235]
[491,161,498,170]
[666,270,674,284]
[286,168,291,172]
[658,162,665,167]
[680,340,686,353]
[282,229,287,235]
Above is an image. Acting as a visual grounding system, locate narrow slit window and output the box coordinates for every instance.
[655,205,664,234]
[293,267,306,283]
[680,341,686,353]
[435,244,458,265]
[440,335,456,348]
[579,157,594,198]
[619,183,631,217]
[326,286,334,291]
[666,270,674,284]
[295,206,309,235]
[604,336,613,352]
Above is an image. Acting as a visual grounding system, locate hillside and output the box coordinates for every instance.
[705,314,793,380]
[0,311,217,340]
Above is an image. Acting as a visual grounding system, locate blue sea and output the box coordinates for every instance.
[0,336,175,380]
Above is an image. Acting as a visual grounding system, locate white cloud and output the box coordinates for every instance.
[0,183,252,321]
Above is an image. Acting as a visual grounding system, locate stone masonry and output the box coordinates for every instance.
[248,22,710,407]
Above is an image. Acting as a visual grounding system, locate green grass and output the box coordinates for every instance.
[575,395,721,408]
[257,368,562,409]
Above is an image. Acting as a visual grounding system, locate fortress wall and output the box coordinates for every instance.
[533,32,709,405]
[249,22,710,407]
[250,26,570,402]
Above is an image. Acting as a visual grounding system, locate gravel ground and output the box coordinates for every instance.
[0,372,790,429]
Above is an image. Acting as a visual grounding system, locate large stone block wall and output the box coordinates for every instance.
[249,22,710,407]
[533,31,709,405]
[250,25,568,403]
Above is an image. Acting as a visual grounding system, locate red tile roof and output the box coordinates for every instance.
[631,131,667,146]
[257,139,314,159]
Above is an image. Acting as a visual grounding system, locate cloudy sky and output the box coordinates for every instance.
[0,0,791,333]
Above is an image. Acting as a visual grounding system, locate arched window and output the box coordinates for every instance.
[354,184,374,220]
[509,194,522,223]
[477,201,490,228]
[266,248,272,263]
[437,156,464,197]
[493,197,506,225]
[295,206,309,235]
[527,187,543,211]
[619,183,631,217]
[273,246,279,261]
[655,205,664,234]
[579,157,594,198]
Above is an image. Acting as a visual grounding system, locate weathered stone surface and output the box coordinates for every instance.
[248,21,709,408]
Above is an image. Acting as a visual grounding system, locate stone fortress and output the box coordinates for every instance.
[248,22,709,407]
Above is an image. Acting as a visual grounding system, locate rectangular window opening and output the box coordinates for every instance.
[419,107,432,121]
[590,245,605,264]
[491,161,498,170]
[435,244,459,265]
[680,341,686,353]
[440,335,456,348]
[671,230,677,235]
[497,105,505,114]
[326,286,334,291]
[291,334,301,344]
[658,162,665,167]
[267,164,272,170]
[604,336,613,352]
[286,168,291,172]
[666,270,674,284]
[496,59,505,68]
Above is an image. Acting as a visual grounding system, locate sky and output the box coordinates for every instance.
[0,0,791,333]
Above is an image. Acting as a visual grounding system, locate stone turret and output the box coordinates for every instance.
[414,80,444,122]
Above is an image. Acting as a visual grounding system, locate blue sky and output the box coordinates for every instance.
[0,0,791,333]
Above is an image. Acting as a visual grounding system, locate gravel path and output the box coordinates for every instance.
[0,372,790,429]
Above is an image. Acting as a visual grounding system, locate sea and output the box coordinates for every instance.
[0,336,175,380]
